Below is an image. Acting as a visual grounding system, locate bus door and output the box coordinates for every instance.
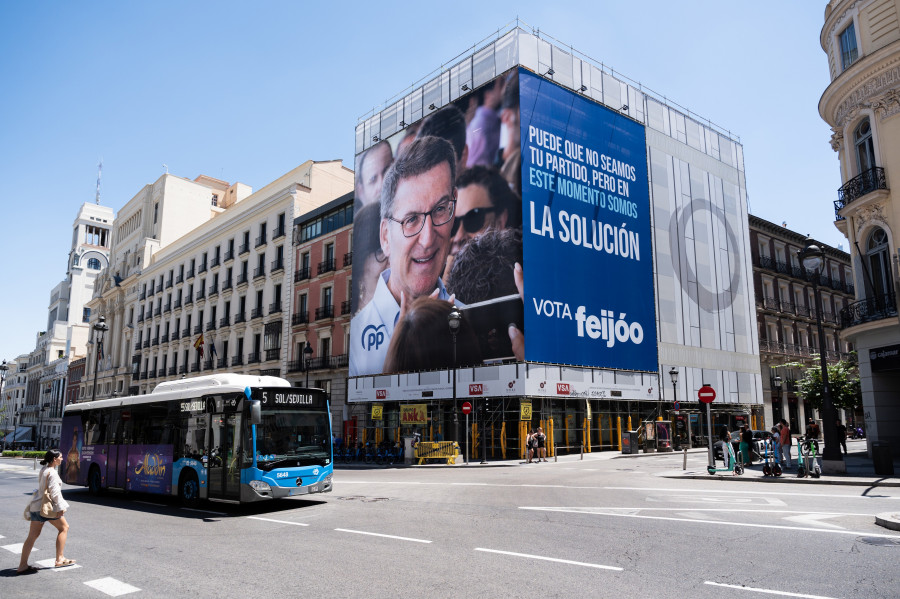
[106,410,130,489]
[208,409,243,500]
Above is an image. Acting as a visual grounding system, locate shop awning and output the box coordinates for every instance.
[2,426,34,445]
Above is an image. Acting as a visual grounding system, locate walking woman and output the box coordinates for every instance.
[17,449,75,574]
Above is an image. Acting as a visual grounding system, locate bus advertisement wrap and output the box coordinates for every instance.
[518,68,657,371]
[349,66,656,376]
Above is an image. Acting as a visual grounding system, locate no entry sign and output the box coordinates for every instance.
[698,385,716,404]
[461,402,472,415]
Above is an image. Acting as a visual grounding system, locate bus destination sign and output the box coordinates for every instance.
[253,387,326,410]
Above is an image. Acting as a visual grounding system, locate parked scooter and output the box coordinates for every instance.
[796,435,822,479]
[762,437,783,477]
[707,439,744,476]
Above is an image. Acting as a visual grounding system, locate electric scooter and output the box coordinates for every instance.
[707,439,744,476]
[796,435,822,478]
[761,437,782,477]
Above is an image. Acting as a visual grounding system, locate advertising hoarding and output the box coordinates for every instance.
[349,66,656,377]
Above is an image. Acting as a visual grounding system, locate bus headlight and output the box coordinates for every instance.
[249,480,271,492]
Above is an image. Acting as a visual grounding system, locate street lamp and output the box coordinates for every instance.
[91,315,109,403]
[668,367,679,448]
[14,410,20,450]
[448,307,461,454]
[773,372,783,423]
[37,403,48,450]
[0,360,8,449]
[798,237,843,469]
[303,341,314,388]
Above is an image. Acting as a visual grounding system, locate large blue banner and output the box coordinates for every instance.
[520,68,657,371]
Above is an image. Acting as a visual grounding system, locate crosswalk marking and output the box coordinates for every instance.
[36,558,83,571]
[2,543,36,555]
[84,577,141,597]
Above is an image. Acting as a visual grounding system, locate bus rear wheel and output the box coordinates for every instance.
[88,466,103,496]
[179,471,200,508]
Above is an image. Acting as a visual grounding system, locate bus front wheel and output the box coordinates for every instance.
[88,466,103,496]
[179,471,200,508]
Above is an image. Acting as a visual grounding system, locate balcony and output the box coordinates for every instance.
[196,289,205,300]
[234,311,246,324]
[194,325,203,334]
[271,258,284,273]
[840,292,897,329]
[154,307,161,317]
[343,252,353,267]
[273,225,286,239]
[168,366,177,376]
[184,296,194,307]
[217,357,228,368]
[198,262,208,274]
[190,362,200,373]
[291,311,308,326]
[204,359,213,370]
[255,234,267,248]
[164,303,172,313]
[834,167,887,219]
[152,337,159,346]
[171,330,180,341]
[179,365,187,374]
[220,315,230,328]
[176,274,184,284]
[137,314,145,323]
[206,321,216,331]
[166,279,173,289]
[211,256,221,268]
[139,291,146,300]
[182,327,191,337]
[134,342,142,352]
[208,285,218,298]
[224,249,235,262]
[148,286,155,296]
[160,333,169,343]
[269,302,282,314]
[239,243,250,256]
[341,300,352,315]
[332,353,349,368]
[288,359,303,372]
[231,355,243,366]
[221,278,232,291]
[294,267,311,283]
[248,352,261,364]
[186,269,195,280]
[317,259,336,275]
[251,307,265,320]
[315,305,334,320]
[174,299,182,309]
[237,273,248,286]
[254,267,266,280]
[265,348,280,361]
[157,368,166,378]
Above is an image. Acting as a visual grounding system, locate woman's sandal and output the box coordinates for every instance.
[55,558,76,568]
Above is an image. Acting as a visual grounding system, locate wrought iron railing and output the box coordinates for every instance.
[840,292,897,329]
[834,167,887,220]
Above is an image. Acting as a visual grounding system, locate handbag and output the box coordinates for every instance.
[23,488,38,520]
[39,470,56,519]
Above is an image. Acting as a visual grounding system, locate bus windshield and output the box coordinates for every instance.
[255,410,331,469]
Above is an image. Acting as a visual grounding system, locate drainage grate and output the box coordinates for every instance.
[857,537,900,547]
[336,495,391,502]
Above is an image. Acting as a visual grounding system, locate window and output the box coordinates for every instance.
[83,307,91,323]
[87,258,101,270]
[153,202,159,224]
[866,228,894,298]
[211,193,219,207]
[322,286,333,307]
[854,119,875,174]
[839,22,858,71]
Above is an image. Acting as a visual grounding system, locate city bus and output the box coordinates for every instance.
[60,374,333,506]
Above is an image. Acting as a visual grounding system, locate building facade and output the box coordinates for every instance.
[1,357,28,447]
[82,161,354,401]
[750,215,856,433]
[820,0,900,456]
[289,193,354,431]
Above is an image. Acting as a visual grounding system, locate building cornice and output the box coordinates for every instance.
[820,40,900,127]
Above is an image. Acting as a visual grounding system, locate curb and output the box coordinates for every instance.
[874,513,900,531]
[662,473,900,487]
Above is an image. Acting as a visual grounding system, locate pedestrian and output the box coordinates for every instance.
[17,449,75,574]
[739,425,753,466]
[835,420,848,455]
[535,427,547,462]
[779,419,793,468]
[525,429,535,463]
[718,425,730,466]
[771,426,782,465]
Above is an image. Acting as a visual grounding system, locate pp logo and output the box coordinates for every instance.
[556,383,571,395]
[469,384,484,395]
[313,468,319,476]
[375,390,387,400]
[361,324,386,351]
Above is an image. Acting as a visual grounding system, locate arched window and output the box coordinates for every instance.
[87,258,101,270]
[854,119,876,174]
[865,228,893,298]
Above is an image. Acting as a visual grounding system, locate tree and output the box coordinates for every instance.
[782,352,861,412]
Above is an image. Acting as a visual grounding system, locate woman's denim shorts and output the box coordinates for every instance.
[29,511,60,523]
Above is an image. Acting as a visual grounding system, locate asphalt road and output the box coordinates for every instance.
[2,450,898,599]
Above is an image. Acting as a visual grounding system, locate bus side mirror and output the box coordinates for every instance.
[250,400,261,425]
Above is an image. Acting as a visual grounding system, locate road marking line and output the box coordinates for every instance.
[518,507,900,538]
[180,507,227,516]
[2,543,34,554]
[474,548,623,571]
[335,528,431,543]
[520,507,873,516]
[84,577,141,597]
[36,558,82,571]
[783,514,845,529]
[134,501,166,507]
[605,486,900,500]
[704,581,839,598]
[247,516,309,526]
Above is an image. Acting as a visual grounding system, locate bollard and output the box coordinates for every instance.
[581,444,584,460]
[683,447,688,470]
[554,445,558,463]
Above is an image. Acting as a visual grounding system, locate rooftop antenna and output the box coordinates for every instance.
[95,159,103,205]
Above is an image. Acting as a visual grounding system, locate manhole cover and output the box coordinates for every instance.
[857,537,900,546]
[336,495,391,502]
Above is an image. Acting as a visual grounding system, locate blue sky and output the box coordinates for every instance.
[0,1,840,362]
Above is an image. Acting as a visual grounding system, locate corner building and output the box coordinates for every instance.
[347,24,761,457]
[820,0,900,457]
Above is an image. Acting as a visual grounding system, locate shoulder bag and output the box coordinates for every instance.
[39,470,56,518]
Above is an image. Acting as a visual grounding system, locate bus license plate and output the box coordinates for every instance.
[308,484,317,493]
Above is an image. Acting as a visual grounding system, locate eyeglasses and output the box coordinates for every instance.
[388,199,456,237]
[450,206,501,236]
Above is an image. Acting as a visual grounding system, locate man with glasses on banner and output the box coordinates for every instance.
[350,135,460,377]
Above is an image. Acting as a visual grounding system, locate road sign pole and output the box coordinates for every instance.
[465,414,469,466]
[706,402,714,468]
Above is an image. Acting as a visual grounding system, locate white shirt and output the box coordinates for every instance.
[349,269,454,377]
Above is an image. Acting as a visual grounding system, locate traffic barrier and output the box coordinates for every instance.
[415,441,460,465]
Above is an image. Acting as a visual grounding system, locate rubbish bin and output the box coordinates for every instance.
[873,443,894,476]
[402,436,417,465]
[621,431,639,454]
